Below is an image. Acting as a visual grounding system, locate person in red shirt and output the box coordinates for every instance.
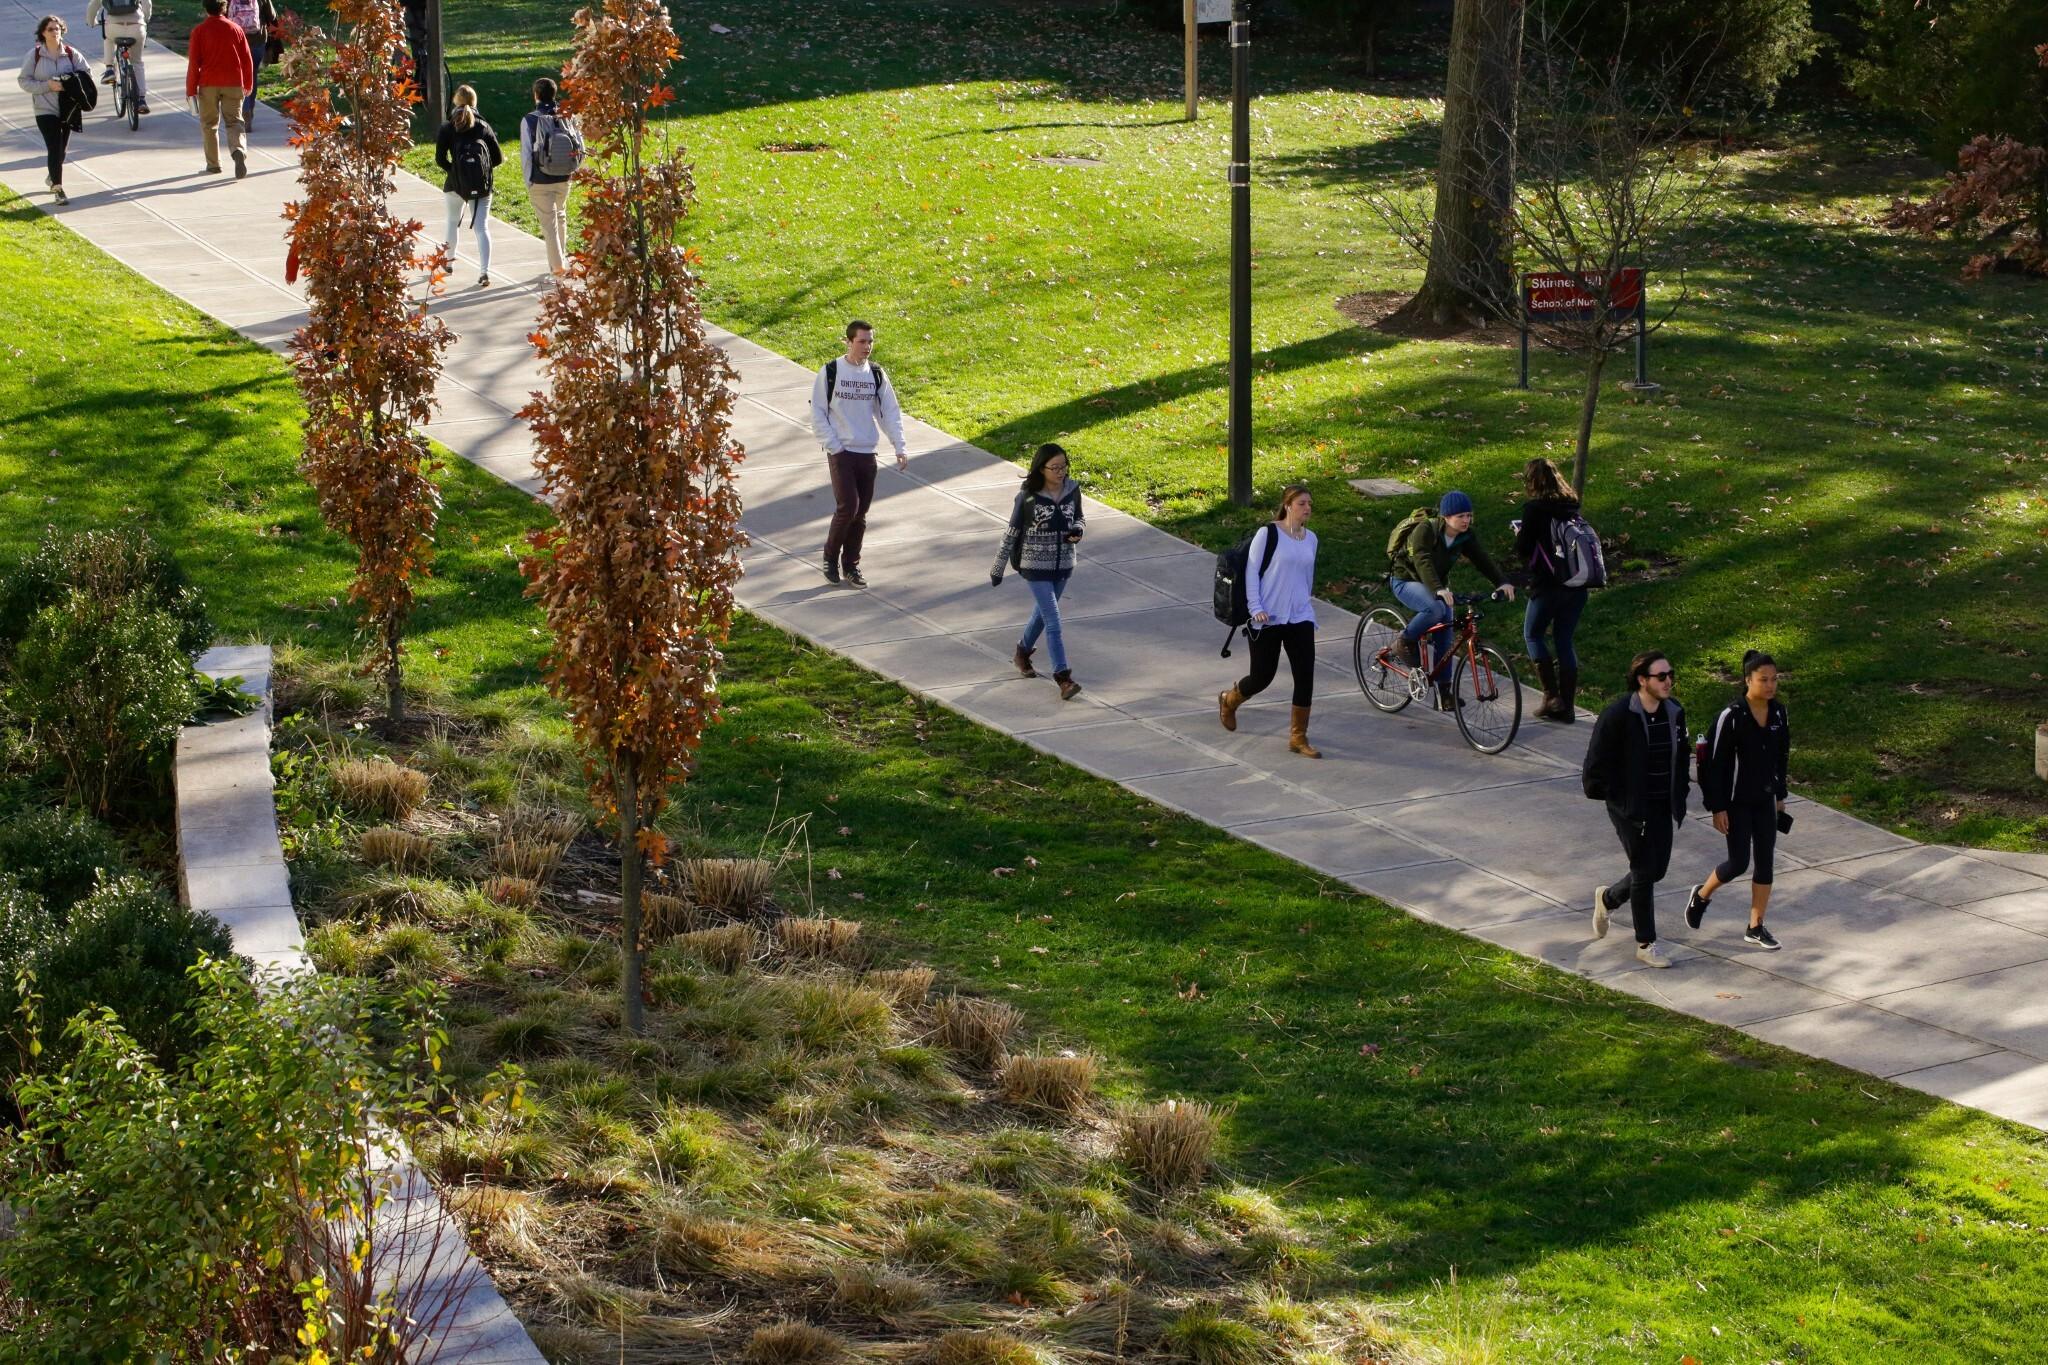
[184,0,252,178]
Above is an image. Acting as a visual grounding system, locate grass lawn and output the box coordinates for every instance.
[418,0,2048,852]
[6,187,2048,1362]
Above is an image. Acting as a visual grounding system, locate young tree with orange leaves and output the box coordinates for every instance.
[521,0,747,1033]
[282,0,451,726]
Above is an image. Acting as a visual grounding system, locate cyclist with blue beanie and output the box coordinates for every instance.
[1387,490,1514,711]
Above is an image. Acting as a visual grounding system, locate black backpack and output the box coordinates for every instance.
[823,358,887,404]
[452,130,492,201]
[1211,522,1282,658]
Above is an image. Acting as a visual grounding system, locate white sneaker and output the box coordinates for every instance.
[1636,942,1674,969]
[1591,884,1611,939]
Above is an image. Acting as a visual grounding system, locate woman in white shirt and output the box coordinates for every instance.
[1217,484,1321,758]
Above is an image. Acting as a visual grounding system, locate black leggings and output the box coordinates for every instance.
[1605,804,1674,945]
[1714,798,1778,888]
[35,115,70,187]
[1237,621,1316,708]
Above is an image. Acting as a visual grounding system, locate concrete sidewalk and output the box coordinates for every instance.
[7,0,2047,1132]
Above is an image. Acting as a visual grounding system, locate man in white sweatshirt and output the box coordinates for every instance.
[808,320,908,587]
[86,0,150,113]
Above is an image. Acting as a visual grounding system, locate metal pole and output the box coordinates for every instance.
[1517,279,1530,389]
[1226,0,1252,508]
[1634,292,1649,387]
[1184,0,1197,121]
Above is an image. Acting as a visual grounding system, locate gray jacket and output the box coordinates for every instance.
[991,479,1085,583]
[17,42,92,119]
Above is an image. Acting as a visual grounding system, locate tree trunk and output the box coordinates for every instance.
[1571,348,1609,498]
[385,617,404,726]
[617,753,646,1035]
[1407,0,1524,326]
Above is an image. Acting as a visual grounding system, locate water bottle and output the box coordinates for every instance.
[1693,732,1708,782]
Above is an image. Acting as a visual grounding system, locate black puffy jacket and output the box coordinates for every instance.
[1582,693,1689,824]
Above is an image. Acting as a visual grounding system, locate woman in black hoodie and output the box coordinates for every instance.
[1684,650,1791,950]
[1512,457,1587,723]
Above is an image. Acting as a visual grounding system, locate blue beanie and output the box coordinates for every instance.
[1439,490,1474,517]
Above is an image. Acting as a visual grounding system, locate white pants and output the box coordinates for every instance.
[101,19,147,100]
[443,192,492,275]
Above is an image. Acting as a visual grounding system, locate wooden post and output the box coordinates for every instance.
[419,0,447,131]
[1184,0,1197,121]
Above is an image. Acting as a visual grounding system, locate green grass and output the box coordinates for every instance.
[420,0,2047,851]
[6,89,2048,1361]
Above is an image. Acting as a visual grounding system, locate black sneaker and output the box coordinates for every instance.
[844,566,868,589]
[232,150,247,179]
[1744,923,1781,951]
[821,560,840,585]
[1684,883,1710,931]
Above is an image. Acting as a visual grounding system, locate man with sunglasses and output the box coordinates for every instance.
[1581,650,1689,968]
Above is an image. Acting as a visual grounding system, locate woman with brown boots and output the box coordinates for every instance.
[1217,485,1321,757]
[992,443,1086,700]
[1513,458,1589,723]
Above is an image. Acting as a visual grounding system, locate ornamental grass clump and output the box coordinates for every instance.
[931,994,1022,1070]
[998,1053,1098,1115]
[671,924,757,974]
[359,826,434,872]
[772,915,863,963]
[332,758,430,819]
[482,875,540,908]
[744,1321,846,1365]
[1115,1099,1219,1193]
[684,855,777,919]
[867,965,936,1007]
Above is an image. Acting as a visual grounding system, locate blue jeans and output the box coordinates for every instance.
[1389,577,1453,679]
[1019,575,1069,673]
[1523,587,1588,668]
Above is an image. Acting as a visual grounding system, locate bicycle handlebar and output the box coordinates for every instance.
[1451,590,1510,605]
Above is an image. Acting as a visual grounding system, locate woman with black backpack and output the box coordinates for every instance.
[1513,457,1588,723]
[991,443,1086,701]
[1216,485,1321,758]
[435,85,503,288]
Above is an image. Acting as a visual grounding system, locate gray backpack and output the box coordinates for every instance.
[532,111,584,178]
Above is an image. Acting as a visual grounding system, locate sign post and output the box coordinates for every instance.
[1184,0,1197,121]
[1517,268,1652,391]
[1226,0,1252,507]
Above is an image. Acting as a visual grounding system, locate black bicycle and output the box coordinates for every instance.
[1352,590,1523,754]
[110,36,141,131]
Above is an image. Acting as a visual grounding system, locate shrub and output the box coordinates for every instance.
[999,1053,1099,1114]
[1846,0,2048,157]
[0,875,233,1083]
[7,591,197,816]
[1115,1099,1220,1193]
[331,757,430,819]
[931,994,1022,1069]
[1536,0,1819,106]
[0,807,128,908]
[0,527,211,660]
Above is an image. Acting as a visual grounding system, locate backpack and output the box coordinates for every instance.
[226,0,261,32]
[824,358,887,405]
[1384,507,1431,566]
[1211,523,1283,657]
[104,0,141,18]
[1544,509,1608,589]
[452,131,493,201]
[532,111,584,178]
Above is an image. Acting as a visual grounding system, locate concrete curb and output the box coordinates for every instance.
[177,646,545,1365]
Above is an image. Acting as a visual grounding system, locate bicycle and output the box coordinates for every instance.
[1352,590,1523,754]
[110,36,140,131]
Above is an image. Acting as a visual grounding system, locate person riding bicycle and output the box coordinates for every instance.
[1387,491,1514,711]
[85,0,149,115]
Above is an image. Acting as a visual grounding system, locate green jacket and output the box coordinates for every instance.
[1389,516,1507,596]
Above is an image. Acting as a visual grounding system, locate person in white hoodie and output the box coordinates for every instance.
[85,0,149,114]
[808,320,908,587]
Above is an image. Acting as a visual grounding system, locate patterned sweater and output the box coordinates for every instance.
[991,479,1085,583]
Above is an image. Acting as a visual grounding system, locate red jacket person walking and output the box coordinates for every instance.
[185,0,253,178]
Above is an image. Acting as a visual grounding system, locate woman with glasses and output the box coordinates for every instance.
[991,442,1086,700]
[16,15,93,204]
[1580,650,1690,968]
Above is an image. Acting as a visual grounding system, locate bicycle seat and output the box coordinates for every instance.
[115,36,137,49]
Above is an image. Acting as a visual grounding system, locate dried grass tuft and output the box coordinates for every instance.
[671,924,758,974]
[683,855,777,919]
[744,1322,845,1365]
[482,874,540,908]
[359,826,435,872]
[931,1329,1040,1365]
[493,836,567,884]
[500,803,583,846]
[772,915,863,963]
[999,1053,1098,1114]
[1052,1280,1170,1355]
[930,994,1022,1070]
[643,891,697,941]
[1115,1099,1218,1192]
[867,965,936,1007]
[333,758,430,819]
[831,1265,938,1327]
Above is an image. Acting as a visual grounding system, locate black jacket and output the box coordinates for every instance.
[1701,696,1789,811]
[435,117,504,198]
[1514,495,1582,593]
[1582,693,1689,824]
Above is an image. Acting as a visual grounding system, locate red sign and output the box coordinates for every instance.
[1524,268,1643,317]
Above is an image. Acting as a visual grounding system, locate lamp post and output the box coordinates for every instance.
[1226,0,1252,507]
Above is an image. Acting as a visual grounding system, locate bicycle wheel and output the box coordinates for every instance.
[1451,643,1521,754]
[112,67,128,121]
[1353,607,1414,713]
[125,70,138,130]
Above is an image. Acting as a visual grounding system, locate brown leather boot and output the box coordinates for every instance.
[1054,669,1081,701]
[1533,658,1566,722]
[1013,644,1036,677]
[1556,665,1580,723]
[1288,705,1321,758]
[1217,684,1245,732]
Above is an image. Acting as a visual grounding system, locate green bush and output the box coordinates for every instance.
[0,875,232,1084]
[0,961,466,1363]
[0,526,212,659]
[0,807,129,909]
[1535,0,1820,107]
[1844,0,2048,154]
[7,590,197,816]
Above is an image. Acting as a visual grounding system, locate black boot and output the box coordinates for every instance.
[1533,658,1563,721]
[1556,664,1580,724]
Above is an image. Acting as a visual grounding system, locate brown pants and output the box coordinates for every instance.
[196,85,247,170]
[526,179,570,274]
[823,450,877,570]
